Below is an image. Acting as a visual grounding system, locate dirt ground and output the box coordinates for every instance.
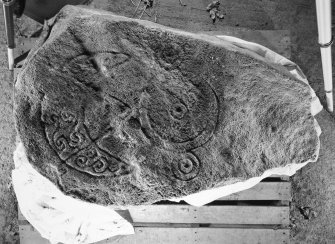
[1,0,335,243]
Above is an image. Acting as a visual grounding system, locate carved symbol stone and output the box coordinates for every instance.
[14,6,319,206]
[172,152,201,181]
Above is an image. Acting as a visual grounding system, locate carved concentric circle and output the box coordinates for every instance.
[75,155,88,167]
[172,152,201,181]
[141,81,219,152]
[170,103,187,120]
[93,158,108,173]
[179,158,194,174]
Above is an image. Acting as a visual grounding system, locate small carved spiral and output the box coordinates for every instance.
[54,136,68,151]
[60,111,76,123]
[69,131,85,148]
[86,147,98,159]
[108,161,120,173]
[75,156,88,167]
[93,158,108,173]
[172,153,201,181]
[58,164,68,175]
[42,113,59,125]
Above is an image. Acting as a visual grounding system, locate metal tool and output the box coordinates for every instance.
[1,0,88,71]
[2,0,15,70]
[315,0,333,112]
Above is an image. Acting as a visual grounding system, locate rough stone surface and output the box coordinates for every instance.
[14,6,318,206]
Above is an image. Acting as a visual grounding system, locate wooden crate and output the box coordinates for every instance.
[19,176,291,244]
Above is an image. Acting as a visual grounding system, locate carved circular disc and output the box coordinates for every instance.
[141,80,219,151]
[172,152,201,181]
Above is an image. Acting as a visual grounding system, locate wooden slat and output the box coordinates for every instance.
[98,228,289,244]
[218,182,291,201]
[125,205,289,226]
[20,225,49,244]
[18,203,290,243]
[18,208,25,221]
[268,175,290,181]
[0,210,5,231]
[19,225,290,244]
[19,205,289,227]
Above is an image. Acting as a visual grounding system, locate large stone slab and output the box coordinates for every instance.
[14,6,318,206]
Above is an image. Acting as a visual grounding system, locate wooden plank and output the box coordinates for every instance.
[19,205,289,227]
[18,210,50,244]
[125,205,289,226]
[0,210,5,231]
[19,225,49,244]
[268,175,290,181]
[18,208,25,221]
[19,224,290,244]
[218,182,291,201]
[98,228,289,244]
[18,205,289,243]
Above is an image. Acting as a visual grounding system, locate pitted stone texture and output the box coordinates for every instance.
[14,6,318,206]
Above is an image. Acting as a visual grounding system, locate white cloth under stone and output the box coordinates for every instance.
[12,35,323,244]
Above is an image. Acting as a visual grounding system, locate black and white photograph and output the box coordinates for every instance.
[0,0,334,243]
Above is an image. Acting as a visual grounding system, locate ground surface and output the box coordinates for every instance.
[0,0,335,243]
[0,11,19,244]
